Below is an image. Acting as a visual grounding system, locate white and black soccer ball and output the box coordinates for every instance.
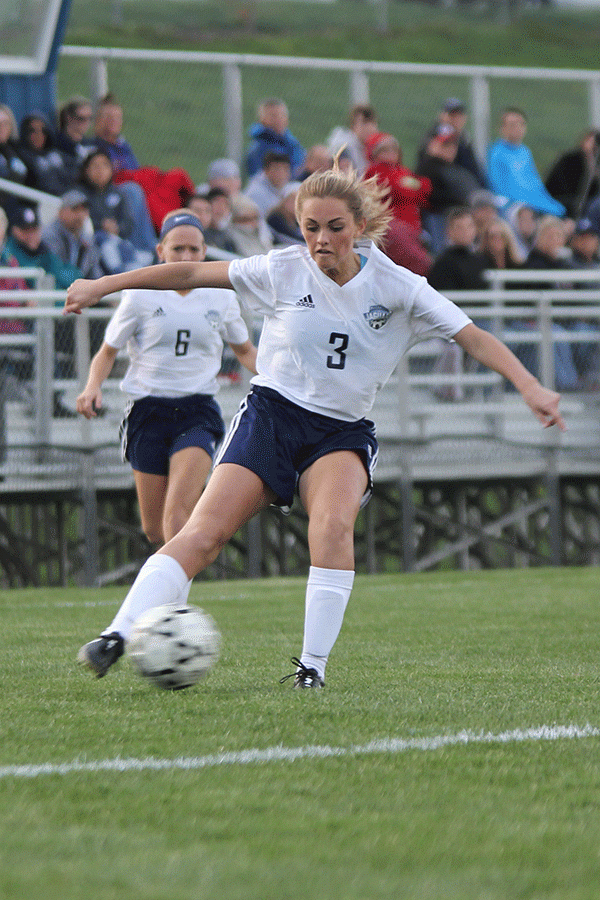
[127,604,221,690]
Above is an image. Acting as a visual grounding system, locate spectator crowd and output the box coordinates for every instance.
[1,91,600,401]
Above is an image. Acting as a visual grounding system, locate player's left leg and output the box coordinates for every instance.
[163,446,213,542]
[289,451,367,687]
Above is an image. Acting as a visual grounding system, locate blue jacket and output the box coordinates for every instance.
[487,139,565,216]
[245,123,306,179]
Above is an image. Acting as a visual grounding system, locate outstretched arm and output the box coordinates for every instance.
[65,260,233,314]
[453,323,565,431]
[76,342,119,419]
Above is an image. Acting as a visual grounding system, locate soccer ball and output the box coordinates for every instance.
[127,604,221,690]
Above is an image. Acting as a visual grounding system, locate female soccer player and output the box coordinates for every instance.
[76,209,257,550]
[67,164,563,688]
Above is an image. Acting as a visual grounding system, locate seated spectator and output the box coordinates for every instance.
[244,151,292,219]
[203,187,237,254]
[55,96,96,169]
[0,205,31,399]
[584,193,600,239]
[518,215,580,390]
[487,107,566,218]
[297,144,333,181]
[42,189,102,280]
[470,189,503,249]
[478,216,525,271]
[427,207,489,399]
[17,111,75,196]
[566,217,600,269]
[417,97,488,189]
[4,205,82,415]
[326,103,379,176]
[363,132,432,276]
[79,150,136,243]
[0,103,34,223]
[266,182,304,246]
[4,205,80,288]
[92,93,139,173]
[93,93,193,242]
[506,203,539,260]
[185,192,213,232]
[416,123,482,254]
[228,195,273,257]
[428,206,488,292]
[545,129,600,219]
[364,132,432,233]
[245,98,306,179]
[204,158,242,198]
[78,150,154,274]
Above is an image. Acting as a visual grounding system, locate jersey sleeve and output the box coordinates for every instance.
[103,290,141,350]
[406,279,472,348]
[228,253,277,316]
[221,292,251,345]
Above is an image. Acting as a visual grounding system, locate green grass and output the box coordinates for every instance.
[55,2,600,184]
[2,567,600,899]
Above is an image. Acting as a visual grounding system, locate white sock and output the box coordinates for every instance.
[300,566,355,681]
[105,554,190,641]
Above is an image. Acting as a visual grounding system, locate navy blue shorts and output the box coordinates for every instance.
[120,394,225,476]
[215,386,378,510]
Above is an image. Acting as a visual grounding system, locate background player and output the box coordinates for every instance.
[76,209,256,554]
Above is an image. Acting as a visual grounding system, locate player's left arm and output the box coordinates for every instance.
[453,322,565,431]
[229,339,258,375]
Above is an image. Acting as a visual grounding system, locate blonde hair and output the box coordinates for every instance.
[295,154,391,247]
[0,103,18,140]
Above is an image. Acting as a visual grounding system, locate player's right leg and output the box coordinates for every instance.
[77,463,275,677]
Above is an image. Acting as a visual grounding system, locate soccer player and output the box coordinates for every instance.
[67,162,564,688]
[76,209,257,553]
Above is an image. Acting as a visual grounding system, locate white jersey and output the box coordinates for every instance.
[104,287,249,399]
[229,241,471,421]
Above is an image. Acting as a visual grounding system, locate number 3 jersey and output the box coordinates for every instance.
[229,241,471,422]
[103,287,249,399]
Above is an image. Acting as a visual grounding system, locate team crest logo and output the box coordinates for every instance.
[205,310,221,330]
[363,304,391,330]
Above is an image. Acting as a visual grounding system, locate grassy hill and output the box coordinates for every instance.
[58,1,600,187]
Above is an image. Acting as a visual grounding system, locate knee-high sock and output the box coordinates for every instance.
[300,566,355,680]
[105,554,190,641]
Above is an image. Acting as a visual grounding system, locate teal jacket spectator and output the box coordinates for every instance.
[5,206,81,290]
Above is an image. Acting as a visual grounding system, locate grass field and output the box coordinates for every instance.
[2,566,600,899]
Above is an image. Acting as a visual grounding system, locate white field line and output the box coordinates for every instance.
[1,723,598,780]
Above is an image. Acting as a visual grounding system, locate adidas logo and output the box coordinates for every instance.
[152,307,166,317]
[295,294,315,308]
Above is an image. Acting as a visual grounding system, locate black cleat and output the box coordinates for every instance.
[77,632,124,678]
[279,656,324,689]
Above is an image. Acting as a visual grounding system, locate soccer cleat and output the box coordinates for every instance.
[77,632,124,678]
[279,656,325,689]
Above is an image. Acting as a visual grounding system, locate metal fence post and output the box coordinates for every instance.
[349,69,369,106]
[470,74,490,168]
[223,62,243,165]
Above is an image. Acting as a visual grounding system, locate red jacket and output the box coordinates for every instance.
[114,166,195,233]
[365,161,432,231]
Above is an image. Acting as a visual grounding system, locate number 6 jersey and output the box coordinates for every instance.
[229,241,471,422]
[104,287,249,399]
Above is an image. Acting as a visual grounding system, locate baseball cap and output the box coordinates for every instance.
[433,123,459,143]
[442,97,466,113]
[60,188,89,209]
[11,206,39,229]
[207,158,240,182]
[574,217,599,236]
